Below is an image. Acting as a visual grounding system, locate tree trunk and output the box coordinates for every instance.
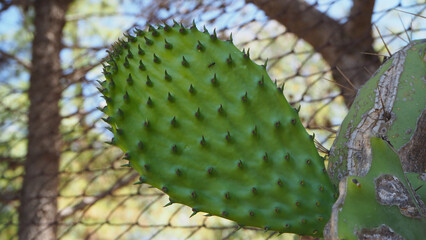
[18,1,72,239]
[247,0,381,107]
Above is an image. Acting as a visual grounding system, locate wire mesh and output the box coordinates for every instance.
[0,0,425,239]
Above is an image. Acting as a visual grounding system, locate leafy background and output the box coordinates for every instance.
[0,0,425,239]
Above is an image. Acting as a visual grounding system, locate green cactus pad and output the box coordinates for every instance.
[328,138,425,239]
[328,39,426,184]
[406,172,426,203]
[99,22,336,236]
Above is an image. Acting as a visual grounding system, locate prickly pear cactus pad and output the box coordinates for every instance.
[328,39,426,185]
[326,137,426,239]
[99,22,336,236]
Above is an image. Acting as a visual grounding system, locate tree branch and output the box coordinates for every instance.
[57,172,139,220]
[0,0,20,13]
[345,0,375,41]
[0,156,24,170]
[246,0,343,63]
[246,0,381,107]
[62,59,103,88]
[0,48,31,70]
[0,190,20,204]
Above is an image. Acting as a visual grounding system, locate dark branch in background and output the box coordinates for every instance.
[0,190,20,204]
[0,156,24,170]
[58,172,139,220]
[62,59,104,88]
[62,44,107,51]
[0,0,422,239]
[345,0,376,40]
[0,0,16,12]
[0,0,33,14]
[246,0,381,107]
[0,48,32,70]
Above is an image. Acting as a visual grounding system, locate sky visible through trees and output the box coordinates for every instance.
[0,0,425,239]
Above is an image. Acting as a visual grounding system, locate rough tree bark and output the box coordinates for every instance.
[247,0,381,107]
[18,0,73,239]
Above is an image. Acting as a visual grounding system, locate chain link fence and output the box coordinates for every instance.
[0,0,425,239]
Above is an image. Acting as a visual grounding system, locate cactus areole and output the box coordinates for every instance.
[99,22,337,236]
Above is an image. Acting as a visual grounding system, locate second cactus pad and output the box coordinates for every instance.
[100,22,336,236]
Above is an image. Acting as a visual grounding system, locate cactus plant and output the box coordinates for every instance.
[98,22,336,237]
[325,39,426,238]
[326,137,426,239]
[99,21,425,238]
[328,39,426,184]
